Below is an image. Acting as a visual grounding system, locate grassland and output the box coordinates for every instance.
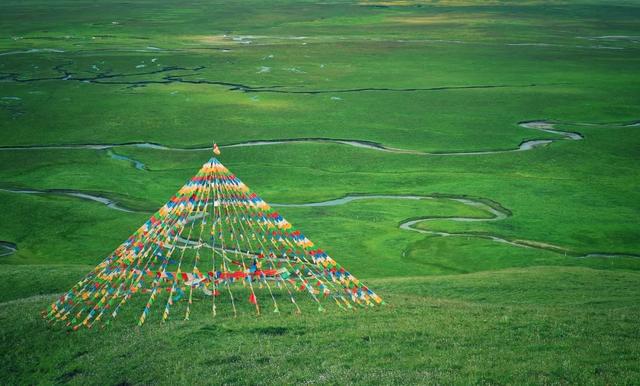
[1,0,639,384]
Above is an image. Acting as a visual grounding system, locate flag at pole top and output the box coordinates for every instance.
[213,142,221,155]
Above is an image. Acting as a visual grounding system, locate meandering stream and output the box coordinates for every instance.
[107,150,146,170]
[1,190,636,260]
[1,119,637,260]
[0,188,133,212]
[274,194,534,249]
[0,241,17,257]
[277,195,638,259]
[3,119,631,161]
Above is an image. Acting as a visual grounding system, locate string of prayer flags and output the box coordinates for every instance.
[43,155,382,330]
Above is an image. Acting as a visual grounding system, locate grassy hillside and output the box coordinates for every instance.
[1,0,639,384]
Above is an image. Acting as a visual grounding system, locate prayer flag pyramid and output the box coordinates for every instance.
[44,155,382,330]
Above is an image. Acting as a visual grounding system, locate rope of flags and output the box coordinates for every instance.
[43,149,382,330]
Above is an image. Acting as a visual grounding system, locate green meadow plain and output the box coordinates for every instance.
[1,0,639,384]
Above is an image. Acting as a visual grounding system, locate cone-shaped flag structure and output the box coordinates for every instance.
[44,157,382,330]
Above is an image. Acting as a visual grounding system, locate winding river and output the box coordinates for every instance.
[285,195,638,259]
[3,119,633,159]
[107,150,146,170]
[1,119,637,260]
[1,190,636,260]
[0,241,17,257]
[0,188,133,212]
[274,194,540,250]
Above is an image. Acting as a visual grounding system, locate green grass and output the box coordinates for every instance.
[1,0,639,384]
[1,266,638,384]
